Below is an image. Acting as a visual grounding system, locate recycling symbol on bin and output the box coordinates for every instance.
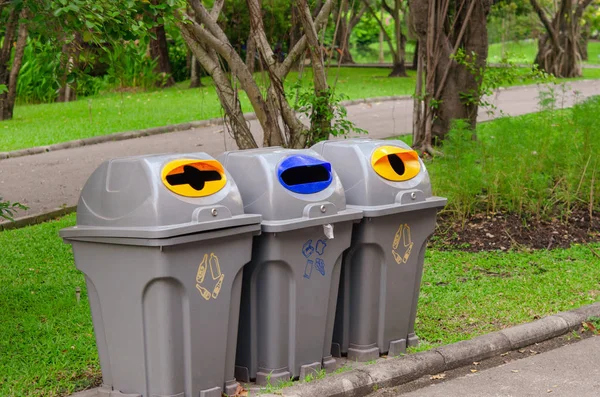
[196,253,225,301]
[392,224,414,264]
[302,239,327,279]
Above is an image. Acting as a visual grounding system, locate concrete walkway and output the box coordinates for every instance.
[1,80,599,222]
[376,336,600,397]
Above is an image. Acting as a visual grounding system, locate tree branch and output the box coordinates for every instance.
[278,0,334,78]
[349,4,367,30]
[530,0,562,51]
[210,0,224,19]
[381,0,393,15]
[362,0,397,59]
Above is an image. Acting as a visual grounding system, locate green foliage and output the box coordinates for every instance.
[452,48,552,115]
[101,39,162,90]
[0,84,7,94]
[16,39,62,104]
[428,94,600,221]
[294,85,367,146]
[0,198,27,221]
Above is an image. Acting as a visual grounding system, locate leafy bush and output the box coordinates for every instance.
[429,93,600,222]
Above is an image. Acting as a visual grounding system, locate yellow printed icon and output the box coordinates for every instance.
[392,224,413,264]
[195,252,225,301]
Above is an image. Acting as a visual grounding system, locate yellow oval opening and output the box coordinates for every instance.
[371,146,421,182]
[161,159,227,197]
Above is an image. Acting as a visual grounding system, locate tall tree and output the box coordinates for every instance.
[178,0,338,149]
[0,4,28,120]
[410,0,492,154]
[149,21,176,87]
[363,0,408,77]
[530,0,595,78]
[333,0,367,64]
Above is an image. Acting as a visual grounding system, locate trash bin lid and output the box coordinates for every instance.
[219,148,362,232]
[60,153,261,241]
[312,139,446,216]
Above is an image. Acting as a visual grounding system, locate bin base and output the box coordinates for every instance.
[322,355,337,373]
[388,339,407,357]
[331,342,343,358]
[348,344,380,362]
[256,368,291,386]
[234,366,250,383]
[200,386,222,397]
[97,386,141,397]
[300,361,322,380]
[407,333,420,347]
[224,380,240,396]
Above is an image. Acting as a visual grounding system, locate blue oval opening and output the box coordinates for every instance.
[277,155,333,194]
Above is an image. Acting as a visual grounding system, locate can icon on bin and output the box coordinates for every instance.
[313,139,447,361]
[219,148,362,385]
[60,153,261,397]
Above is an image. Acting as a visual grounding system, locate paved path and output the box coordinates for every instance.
[375,336,600,397]
[1,80,599,221]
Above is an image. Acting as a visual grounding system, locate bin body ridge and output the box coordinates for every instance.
[61,153,261,397]
[313,139,446,361]
[219,148,362,385]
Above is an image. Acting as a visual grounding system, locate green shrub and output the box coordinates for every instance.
[429,94,600,221]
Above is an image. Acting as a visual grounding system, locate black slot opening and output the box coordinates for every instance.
[166,165,222,191]
[388,155,406,176]
[280,165,330,186]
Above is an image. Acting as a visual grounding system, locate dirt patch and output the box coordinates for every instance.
[434,208,600,252]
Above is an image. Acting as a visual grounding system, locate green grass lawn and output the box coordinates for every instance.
[488,40,600,64]
[1,214,599,396]
[2,65,600,153]
[0,68,417,152]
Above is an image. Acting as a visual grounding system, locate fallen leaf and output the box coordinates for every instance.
[547,390,553,393]
[511,370,519,373]
[584,321,597,333]
[529,350,538,355]
[430,373,446,380]
[470,369,478,373]
[518,349,526,353]
[501,352,510,356]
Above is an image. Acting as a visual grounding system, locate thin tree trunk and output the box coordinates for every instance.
[58,33,82,102]
[0,11,27,121]
[189,55,203,88]
[298,0,331,143]
[149,23,176,87]
[246,32,257,74]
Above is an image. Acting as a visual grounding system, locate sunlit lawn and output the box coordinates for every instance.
[1,65,600,152]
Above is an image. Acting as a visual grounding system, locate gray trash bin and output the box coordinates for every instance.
[218,148,362,385]
[59,153,261,397]
[312,139,447,361]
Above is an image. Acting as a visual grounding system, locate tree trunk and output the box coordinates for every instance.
[530,0,593,78]
[410,0,492,151]
[411,39,419,70]
[334,9,354,64]
[0,9,27,121]
[189,55,203,88]
[149,23,176,87]
[58,34,82,102]
[246,32,257,74]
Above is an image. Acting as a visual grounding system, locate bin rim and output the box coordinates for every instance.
[260,208,362,233]
[60,213,261,240]
[348,196,447,217]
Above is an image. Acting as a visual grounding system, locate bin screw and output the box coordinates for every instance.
[320,205,327,213]
[211,208,218,217]
[410,192,417,200]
